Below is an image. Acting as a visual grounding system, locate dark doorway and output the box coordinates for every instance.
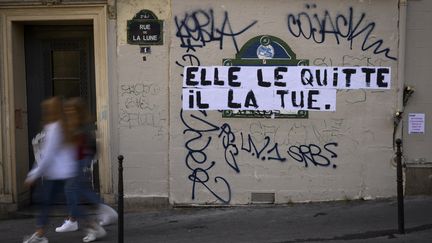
[24,24,98,203]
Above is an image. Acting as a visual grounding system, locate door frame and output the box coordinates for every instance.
[0,5,113,207]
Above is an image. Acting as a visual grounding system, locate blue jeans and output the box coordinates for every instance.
[36,179,71,228]
[65,158,102,219]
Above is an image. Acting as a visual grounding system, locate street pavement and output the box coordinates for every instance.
[1,196,432,243]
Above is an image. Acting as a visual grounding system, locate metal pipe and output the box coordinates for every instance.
[118,155,124,243]
[397,0,407,113]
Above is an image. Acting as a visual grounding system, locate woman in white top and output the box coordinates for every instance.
[23,97,78,243]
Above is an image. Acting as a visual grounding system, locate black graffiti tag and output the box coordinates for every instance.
[287,5,396,60]
[189,168,231,204]
[175,53,201,68]
[180,109,232,203]
[288,142,338,168]
[218,124,240,172]
[175,9,257,52]
[240,133,286,162]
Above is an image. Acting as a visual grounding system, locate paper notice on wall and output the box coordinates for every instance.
[182,66,391,111]
[408,113,425,134]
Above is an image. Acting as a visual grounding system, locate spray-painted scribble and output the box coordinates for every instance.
[241,133,287,162]
[175,54,201,77]
[249,122,279,140]
[181,109,339,203]
[120,83,160,97]
[181,110,232,203]
[119,109,166,135]
[288,142,338,168]
[287,4,396,60]
[123,96,155,111]
[313,55,390,67]
[218,124,240,172]
[174,9,257,52]
[119,83,166,135]
[175,54,201,68]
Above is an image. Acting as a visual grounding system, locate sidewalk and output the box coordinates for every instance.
[1,196,432,243]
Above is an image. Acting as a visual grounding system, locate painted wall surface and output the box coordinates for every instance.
[116,0,170,198]
[115,0,400,205]
[168,0,399,205]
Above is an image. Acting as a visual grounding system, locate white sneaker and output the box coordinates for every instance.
[55,219,78,232]
[97,204,118,226]
[23,232,48,243]
[83,225,106,242]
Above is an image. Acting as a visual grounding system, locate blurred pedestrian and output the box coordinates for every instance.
[55,97,116,242]
[23,97,78,243]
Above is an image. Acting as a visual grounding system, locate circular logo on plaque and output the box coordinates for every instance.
[256,36,274,59]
